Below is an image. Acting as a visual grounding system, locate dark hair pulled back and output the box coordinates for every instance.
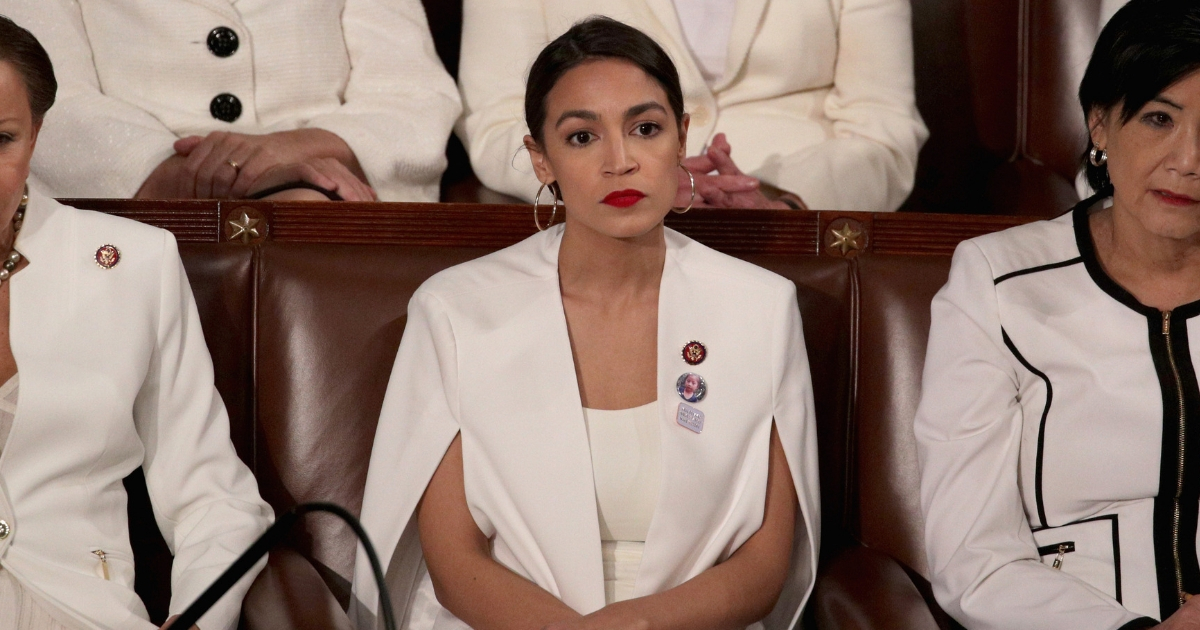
[0,16,56,124]
[525,16,684,145]
[1079,0,1200,195]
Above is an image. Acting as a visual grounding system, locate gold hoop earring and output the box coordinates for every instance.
[672,165,695,214]
[533,183,560,231]
[1089,147,1107,167]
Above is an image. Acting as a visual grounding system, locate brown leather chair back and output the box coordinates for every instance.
[905,0,1108,216]
[747,257,855,550]
[252,243,493,605]
[851,256,953,579]
[1026,0,1105,183]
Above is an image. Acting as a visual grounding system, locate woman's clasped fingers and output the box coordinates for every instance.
[184,132,252,199]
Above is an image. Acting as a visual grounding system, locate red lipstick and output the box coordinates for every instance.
[602,189,646,208]
[1153,189,1200,207]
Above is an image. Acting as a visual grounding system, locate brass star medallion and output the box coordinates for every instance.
[829,223,862,255]
[228,211,261,244]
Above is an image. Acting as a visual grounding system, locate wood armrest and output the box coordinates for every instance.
[241,547,352,630]
[813,545,940,630]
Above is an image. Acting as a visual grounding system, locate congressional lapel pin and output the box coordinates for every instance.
[676,402,705,434]
[95,245,120,270]
[676,372,706,403]
[682,340,707,365]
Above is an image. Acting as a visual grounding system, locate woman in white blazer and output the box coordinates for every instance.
[0,18,272,630]
[916,2,1200,628]
[4,0,462,203]
[458,0,927,212]
[353,17,819,630]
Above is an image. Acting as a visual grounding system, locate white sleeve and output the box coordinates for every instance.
[915,242,1151,630]
[763,281,821,629]
[305,0,463,202]
[133,232,273,630]
[457,0,549,202]
[351,290,461,629]
[7,0,179,198]
[753,0,927,213]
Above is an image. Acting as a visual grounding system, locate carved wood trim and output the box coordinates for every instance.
[59,199,1039,257]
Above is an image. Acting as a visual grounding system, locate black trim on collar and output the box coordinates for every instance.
[1071,196,1200,319]
[1002,328,1052,528]
[1118,618,1160,630]
[994,257,1083,285]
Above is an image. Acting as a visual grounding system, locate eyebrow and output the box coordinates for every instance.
[625,102,667,118]
[555,109,598,128]
[553,101,669,128]
[1152,96,1184,110]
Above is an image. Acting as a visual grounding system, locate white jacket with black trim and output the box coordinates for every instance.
[915,196,1197,630]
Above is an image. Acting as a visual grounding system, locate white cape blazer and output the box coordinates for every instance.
[0,193,272,630]
[352,225,820,630]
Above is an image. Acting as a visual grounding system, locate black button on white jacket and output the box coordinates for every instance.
[916,197,1198,629]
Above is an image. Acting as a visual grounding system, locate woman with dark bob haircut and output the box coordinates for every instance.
[0,15,272,630]
[354,16,819,630]
[916,0,1200,627]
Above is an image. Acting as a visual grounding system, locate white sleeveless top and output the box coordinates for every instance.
[582,401,661,604]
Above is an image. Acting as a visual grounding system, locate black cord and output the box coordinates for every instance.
[172,502,396,630]
[248,181,344,201]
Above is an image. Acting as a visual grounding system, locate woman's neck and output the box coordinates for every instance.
[1091,202,1200,310]
[557,221,666,301]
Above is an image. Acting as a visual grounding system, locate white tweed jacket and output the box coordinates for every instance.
[5,0,462,202]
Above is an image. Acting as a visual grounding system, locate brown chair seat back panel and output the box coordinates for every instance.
[253,244,494,599]
[853,255,953,578]
[747,256,855,550]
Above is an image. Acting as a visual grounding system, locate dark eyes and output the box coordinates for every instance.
[1142,111,1173,128]
[0,134,13,145]
[565,122,662,147]
[633,122,661,136]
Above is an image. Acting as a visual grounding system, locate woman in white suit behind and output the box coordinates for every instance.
[3,0,461,203]
[354,17,819,630]
[0,17,272,630]
[458,0,928,212]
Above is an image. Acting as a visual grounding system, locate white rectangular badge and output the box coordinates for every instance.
[676,402,705,434]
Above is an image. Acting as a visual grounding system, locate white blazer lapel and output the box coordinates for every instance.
[713,0,770,92]
[635,229,777,595]
[458,226,606,613]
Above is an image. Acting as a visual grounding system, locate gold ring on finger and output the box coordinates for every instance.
[227,159,241,172]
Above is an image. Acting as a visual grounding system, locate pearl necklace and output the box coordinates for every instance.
[0,189,27,283]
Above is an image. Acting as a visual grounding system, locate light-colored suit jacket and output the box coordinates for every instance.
[6,0,462,202]
[458,0,928,212]
[352,225,821,629]
[0,192,272,630]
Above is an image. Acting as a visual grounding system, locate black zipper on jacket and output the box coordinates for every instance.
[1163,311,1190,607]
[1071,198,1200,618]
